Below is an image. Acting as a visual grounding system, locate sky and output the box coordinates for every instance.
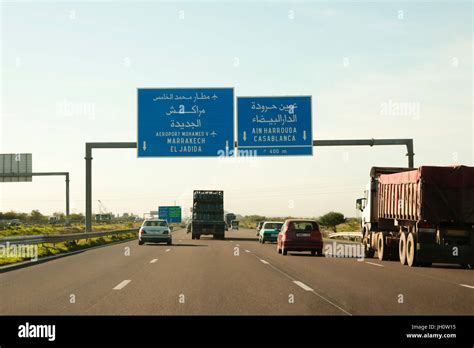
[0,0,472,219]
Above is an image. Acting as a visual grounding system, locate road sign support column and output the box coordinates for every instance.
[0,172,70,220]
[85,142,137,232]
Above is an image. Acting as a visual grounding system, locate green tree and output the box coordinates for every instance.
[69,213,84,223]
[30,210,46,223]
[318,212,345,232]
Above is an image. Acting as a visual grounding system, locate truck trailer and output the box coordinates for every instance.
[191,190,226,240]
[356,166,474,267]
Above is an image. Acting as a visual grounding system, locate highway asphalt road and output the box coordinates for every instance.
[0,228,473,315]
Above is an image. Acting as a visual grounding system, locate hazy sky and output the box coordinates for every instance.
[0,0,472,218]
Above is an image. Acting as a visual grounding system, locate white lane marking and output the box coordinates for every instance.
[165,249,171,252]
[113,280,131,290]
[260,259,269,265]
[248,251,351,316]
[293,280,313,292]
[150,259,158,263]
[245,250,250,253]
[236,244,240,247]
[366,262,384,267]
[459,284,474,289]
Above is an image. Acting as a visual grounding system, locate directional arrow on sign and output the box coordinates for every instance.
[243,131,247,142]
[143,141,147,151]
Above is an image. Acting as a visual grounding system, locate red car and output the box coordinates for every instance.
[277,219,323,256]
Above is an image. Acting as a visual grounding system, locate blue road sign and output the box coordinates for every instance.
[237,96,313,156]
[138,88,234,157]
[158,206,182,223]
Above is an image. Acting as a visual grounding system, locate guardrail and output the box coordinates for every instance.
[0,229,138,246]
[328,231,363,240]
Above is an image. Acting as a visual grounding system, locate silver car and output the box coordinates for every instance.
[138,219,172,245]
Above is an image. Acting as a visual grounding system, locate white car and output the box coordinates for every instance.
[138,219,172,245]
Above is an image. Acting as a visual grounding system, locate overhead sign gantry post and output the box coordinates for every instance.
[0,153,70,221]
[84,138,414,232]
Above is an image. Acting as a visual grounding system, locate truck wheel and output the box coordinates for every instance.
[377,233,387,261]
[364,241,375,258]
[406,232,417,267]
[399,233,407,265]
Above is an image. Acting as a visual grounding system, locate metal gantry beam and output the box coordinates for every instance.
[84,138,414,232]
[312,138,415,168]
[0,172,70,220]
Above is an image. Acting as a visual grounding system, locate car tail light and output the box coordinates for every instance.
[419,222,434,229]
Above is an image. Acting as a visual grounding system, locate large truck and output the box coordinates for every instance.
[225,213,236,229]
[191,190,226,240]
[356,166,474,267]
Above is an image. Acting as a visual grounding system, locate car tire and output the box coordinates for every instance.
[311,250,316,256]
[317,248,324,257]
[196,235,200,240]
[138,240,144,246]
[261,239,265,244]
[167,240,172,245]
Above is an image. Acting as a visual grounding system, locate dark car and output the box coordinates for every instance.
[277,219,323,256]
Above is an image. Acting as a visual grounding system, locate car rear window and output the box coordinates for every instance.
[144,221,168,227]
[289,221,318,232]
[264,222,283,230]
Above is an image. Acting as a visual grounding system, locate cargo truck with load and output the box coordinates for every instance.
[356,166,474,267]
[191,190,226,240]
[225,213,236,230]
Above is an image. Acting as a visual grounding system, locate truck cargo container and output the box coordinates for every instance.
[225,213,236,229]
[356,166,474,267]
[191,190,226,240]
